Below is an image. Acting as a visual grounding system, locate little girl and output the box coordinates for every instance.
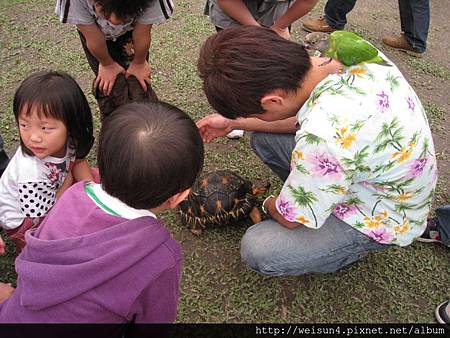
[0,70,95,253]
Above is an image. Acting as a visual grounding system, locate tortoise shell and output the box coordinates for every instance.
[179,170,269,235]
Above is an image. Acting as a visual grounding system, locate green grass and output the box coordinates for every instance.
[0,0,449,324]
[407,58,450,81]
[424,101,447,132]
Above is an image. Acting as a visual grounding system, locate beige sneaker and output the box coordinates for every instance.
[382,33,424,57]
[302,16,335,33]
[226,129,244,139]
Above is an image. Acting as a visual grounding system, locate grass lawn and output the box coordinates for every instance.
[0,0,449,323]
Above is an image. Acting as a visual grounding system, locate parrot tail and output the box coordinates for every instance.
[373,56,392,67]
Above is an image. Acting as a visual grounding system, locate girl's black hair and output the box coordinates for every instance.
[13,70,94,159]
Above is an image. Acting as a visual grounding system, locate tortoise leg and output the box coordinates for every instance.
[249,207,262,224]
[190,228,203,236]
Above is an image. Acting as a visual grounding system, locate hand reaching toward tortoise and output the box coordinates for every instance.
[196,114,235,143]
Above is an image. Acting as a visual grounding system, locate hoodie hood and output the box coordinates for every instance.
[17,218,169,311]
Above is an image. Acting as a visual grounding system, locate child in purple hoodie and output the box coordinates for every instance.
[0,101,204,324]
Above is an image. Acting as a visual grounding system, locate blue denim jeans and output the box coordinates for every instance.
[324,0,357,30]
[435,205,450,246]
[0,133,9,177]
[245,132,387,276]
[323,0,429,52]
[399,0,429,53]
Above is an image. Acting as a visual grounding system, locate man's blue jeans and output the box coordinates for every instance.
[324,0,357,30]
[399,0,429,53]
[242,132,387,276]
[324,0,429,52]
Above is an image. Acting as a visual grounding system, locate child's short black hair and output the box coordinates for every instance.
[13,70,94,159]
[198,26,312,119]
[94,0,153,20]
[98,102,204,210]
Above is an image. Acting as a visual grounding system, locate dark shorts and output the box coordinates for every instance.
[77,30,143,73]
[77,30,157,118]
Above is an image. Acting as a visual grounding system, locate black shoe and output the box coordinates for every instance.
[435,300,450,325]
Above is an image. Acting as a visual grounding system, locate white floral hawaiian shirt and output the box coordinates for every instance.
[276,54,437,246]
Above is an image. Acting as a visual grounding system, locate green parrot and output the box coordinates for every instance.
[304,31,391,67]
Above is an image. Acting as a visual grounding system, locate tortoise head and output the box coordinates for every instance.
[251,180,271,196]
[304,32,330,54]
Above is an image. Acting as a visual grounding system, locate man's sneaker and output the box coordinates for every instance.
[382,33,424,57]
[226,129,244,139]
[302,16,336,33]
[435,300,450,325]
[417,218,448,246]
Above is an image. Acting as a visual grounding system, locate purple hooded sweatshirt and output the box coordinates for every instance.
[0,182,182,323]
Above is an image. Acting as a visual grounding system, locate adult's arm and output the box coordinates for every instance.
[197,113,297,143]
[263,195,302,228]
[272,0,318,30]
[270,0,319,38]
[217,0,260,26]
[77,24,125,95]
[127,23,153,91]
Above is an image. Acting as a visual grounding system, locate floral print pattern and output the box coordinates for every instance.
[277,53,437,246]
[376,90,390,112]
[309,152,343,179]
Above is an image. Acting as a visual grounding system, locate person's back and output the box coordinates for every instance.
[0,102,204,323]
[284,55,437,245]
[0,181,182,323]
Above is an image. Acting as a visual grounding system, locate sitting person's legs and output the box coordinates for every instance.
[241,214,387,276]
[250,131,296,182]
[248,131,387,276]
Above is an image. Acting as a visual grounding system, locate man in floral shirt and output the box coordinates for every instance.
[197,26,437,276]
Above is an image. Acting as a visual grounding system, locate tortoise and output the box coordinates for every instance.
[179,170,270,235]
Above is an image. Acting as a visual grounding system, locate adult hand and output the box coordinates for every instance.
[196,114,235,143]
[126,60,151,92]
[0,235,5,255]
[270,25,291,40]
[0,282,14,303]
[94,62,126,96]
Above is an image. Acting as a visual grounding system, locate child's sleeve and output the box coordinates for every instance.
[128,263,181,323]
[55,0,95,25]
[137,0,174,24]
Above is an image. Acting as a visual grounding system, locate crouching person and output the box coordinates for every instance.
[0,102,204,324]
[197,26,437,276]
